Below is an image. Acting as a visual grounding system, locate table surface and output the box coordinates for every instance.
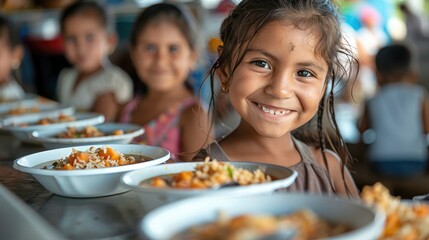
[0,133,147,240]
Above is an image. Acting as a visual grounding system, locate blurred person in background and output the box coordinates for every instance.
[57,1,133,121]
[356,5,388,102]
[399,2,429,42]
[117,3,211,162]
[358,43,429,177]
[0,15,25,102]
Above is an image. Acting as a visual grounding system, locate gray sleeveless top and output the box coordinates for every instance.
[193,138,336,195]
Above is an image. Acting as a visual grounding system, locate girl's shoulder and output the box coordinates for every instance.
[179,98,208,124]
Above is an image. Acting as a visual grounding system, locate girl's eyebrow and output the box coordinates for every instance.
[296,62,326,72]
[246,48,278,61]
[247,48,326,72]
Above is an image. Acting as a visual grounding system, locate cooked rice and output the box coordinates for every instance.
[47,146,136,170]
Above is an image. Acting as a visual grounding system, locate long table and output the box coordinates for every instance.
[0,133,147,240]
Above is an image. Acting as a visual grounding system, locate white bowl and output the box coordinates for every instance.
[13,144,170,198]
[121,162,298,211]
[0,97,63,119]
[2,112,104,142]
[31,123,145,149]
[141,193,385,240]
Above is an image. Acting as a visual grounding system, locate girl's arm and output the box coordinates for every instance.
[314,148,360,199]
[179,103,212,162]
[91,92,118,122]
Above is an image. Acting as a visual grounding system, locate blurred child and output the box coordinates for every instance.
[0,15,25,102]
[57,1,133,121]
[118,3,211,161]
[194,0,360,198]
[359,43,429,177]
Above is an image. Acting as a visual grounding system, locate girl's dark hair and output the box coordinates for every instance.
[129,3,199,94]
[0,15,21,48]
[207,0,358,196]
[60,1,108,33]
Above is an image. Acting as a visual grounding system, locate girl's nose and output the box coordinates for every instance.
[264,71,294,99]
[154,48,168,65]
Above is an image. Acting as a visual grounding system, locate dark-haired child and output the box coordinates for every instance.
[118,3,211,161]
[0,15,25,102]
[194,0,360,198]
[57,1,133,121]
[359,43,429,177]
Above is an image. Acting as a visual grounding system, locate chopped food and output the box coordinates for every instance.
[41,146,151,170]
[361,182,429,239]
[56,125,124,138]
[173,209,352,240]
[143,157,272,189]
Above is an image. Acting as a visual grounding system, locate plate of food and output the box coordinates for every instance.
[121,158,298,211]
[361,182,429,239]
[0,96,62,119]
[13,144,170,198]
[31,123,144,149]
[1,111,104,142]
[140,192,385,240]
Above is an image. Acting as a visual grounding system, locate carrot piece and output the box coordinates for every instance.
[61,163,75,170]
[172,171,193,182]
[98,147,120,160]
[68,152,89,165]
[112,130,124,135]
[152,177,168,187]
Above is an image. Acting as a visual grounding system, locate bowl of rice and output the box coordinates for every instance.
[2,111,104,142]
[140,192,385,240]
[121,158,298,211]
[13,144,170,198]
[30,123,145,149]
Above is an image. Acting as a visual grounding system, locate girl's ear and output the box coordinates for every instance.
[189,50,199,71]
[107,33,118,55]
[216,65,230,92]
[11,45,24,69]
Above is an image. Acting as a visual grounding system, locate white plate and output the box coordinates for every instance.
[0,106,75,128]
[141,193,385,240]
[0,97,62,119]
[2,112,104,142]
[13,144,170,198]
[31,123,144,149]
[121,161,298,211]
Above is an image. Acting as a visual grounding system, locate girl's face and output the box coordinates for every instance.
[220,21,328,138]
[131,21,197,92]
[0,39,21,84]
[62,14,112,74]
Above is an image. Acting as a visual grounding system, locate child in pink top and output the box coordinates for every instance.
[118,3,211,161]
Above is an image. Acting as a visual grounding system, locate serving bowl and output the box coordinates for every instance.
[140,193,385,240]
[13,144,170,198]
[121,161,298,211]
[2,111,104,142]
[31,123,144,149]
[0,97,62,119]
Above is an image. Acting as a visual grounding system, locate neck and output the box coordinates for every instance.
[223,120,296,156]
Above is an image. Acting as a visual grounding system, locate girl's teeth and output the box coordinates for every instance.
[258,104,287,116]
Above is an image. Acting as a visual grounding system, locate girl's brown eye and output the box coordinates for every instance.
[252,60,270,69]
[146,44,156,53]
[297,70,314,77]
[169,45,179,53]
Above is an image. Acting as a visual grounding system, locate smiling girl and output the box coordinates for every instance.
[195,0,360,198]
